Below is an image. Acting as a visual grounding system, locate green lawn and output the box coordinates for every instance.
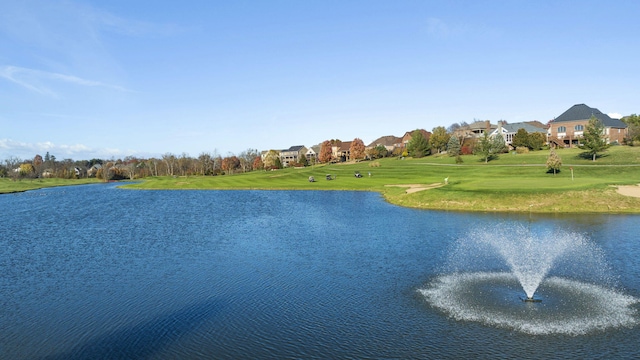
[4,146,639,213]
[123,146,640,214]
[0,177,99,194]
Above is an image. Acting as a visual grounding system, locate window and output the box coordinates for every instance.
[558,126,566,132]
[575,125,584,131]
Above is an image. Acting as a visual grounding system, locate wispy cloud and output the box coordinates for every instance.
[0,65,132,97]
[0,138,138,160]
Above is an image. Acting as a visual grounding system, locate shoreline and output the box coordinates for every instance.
[4,182,640,214]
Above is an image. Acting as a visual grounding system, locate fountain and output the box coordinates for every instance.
[419,223,639,335]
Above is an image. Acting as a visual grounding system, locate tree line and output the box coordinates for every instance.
[2,115,637,181]
[1,149,263,181]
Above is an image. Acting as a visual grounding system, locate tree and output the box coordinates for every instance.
[622,114,640,143]
[475,133,506,163]
[529,132,546,150]
[546,149,562,175]
[221,156,240,174]
[263,150,280,170]
[238,149,259,172]
[252,156,264,170]
[162,153,176,176]
[512,128,530,149]
[19,163,35,178]
[429,126,450,154]
[580,115,609,161]
[407,130,429,158]
[33,154,43,177]
[446,135,461,157]
[125,159,138,180]
[177,152,192,176]
[349,138,366,161]
[319,140,333,163]
[197,152,213,175]
[367,144,388,159]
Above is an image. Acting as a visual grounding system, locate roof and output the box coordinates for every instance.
[285,145,305,152]
[500,122,547,134]
[553,104,627,128]
[339,141,352,151]
[402,129,431,140]
[368,135,401,147]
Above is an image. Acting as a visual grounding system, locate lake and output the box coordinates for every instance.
[1,183,639,359]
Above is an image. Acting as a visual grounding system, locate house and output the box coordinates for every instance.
[306,145,321,164]
[468,120,497,137]
[41,169,54,178]
[367,135,403,154]
[401,129,431,149]
[279,145,307,167]
[332,141,352,162]
[87,164,102,178]
[548,104,627,147]
[490,121,548,147]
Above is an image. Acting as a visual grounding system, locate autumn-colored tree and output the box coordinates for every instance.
[349,138,366,161]
[546,149,562,175]
[319,140,333,163]
[263,150,281,170]
[19,163,34,178]
[429,126,450,154]
[221,156,241,174]
[33,154,43,176]
[252,156,264,170]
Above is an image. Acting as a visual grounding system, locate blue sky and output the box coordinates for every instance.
[1,0,639,161]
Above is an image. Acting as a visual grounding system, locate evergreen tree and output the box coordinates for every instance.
[447,135,461,157]
[407,130,430,158]
[580,115,609,161]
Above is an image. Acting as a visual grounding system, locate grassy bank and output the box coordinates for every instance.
[0,178,99,194]
[123,146,640,214]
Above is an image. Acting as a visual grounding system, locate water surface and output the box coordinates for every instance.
[1,184,639,359]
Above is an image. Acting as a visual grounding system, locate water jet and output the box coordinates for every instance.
[419,224,639,335]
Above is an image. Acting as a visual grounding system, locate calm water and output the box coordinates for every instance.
[1,183,639,359]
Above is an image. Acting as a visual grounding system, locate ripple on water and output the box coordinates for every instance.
[419,272,640,336]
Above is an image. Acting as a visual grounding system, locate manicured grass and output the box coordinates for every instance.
[0,177,100,194]
[123,146,640,214]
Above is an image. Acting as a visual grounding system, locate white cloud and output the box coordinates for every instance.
[0,138,142,161]
[608,112,623,119]
[0,65,131,96]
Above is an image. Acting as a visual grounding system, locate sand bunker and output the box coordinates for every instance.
[385,183,444,194]
[616,184,640,198]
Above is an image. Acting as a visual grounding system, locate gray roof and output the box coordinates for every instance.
[501,122,546,134]
[554,104,627,128]
[284,145,305,152]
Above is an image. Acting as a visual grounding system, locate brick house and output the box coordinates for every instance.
[548,104,627,147]
[401,129,431,149]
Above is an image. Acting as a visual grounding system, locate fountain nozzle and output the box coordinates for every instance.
[521,296,542,303]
